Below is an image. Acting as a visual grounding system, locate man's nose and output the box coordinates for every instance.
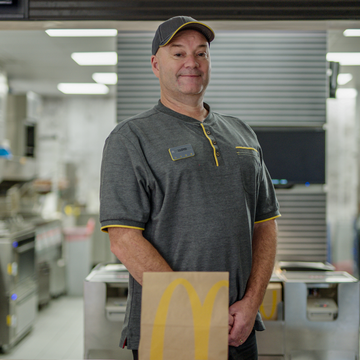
[184,55,199,68]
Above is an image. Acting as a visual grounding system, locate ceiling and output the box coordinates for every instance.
[0,19,359,98]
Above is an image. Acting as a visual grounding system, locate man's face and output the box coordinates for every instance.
[151,29,211,101]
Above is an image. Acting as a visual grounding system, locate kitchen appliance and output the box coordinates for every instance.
[0,217,38,353]
[1,92,42,184]
[33,218,66,302]
[306,298,338,321]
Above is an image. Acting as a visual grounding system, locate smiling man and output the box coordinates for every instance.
[100,16,280,360]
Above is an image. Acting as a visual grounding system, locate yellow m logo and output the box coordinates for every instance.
[149,277,229,360]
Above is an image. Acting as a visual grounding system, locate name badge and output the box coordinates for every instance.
[169,144,195,161]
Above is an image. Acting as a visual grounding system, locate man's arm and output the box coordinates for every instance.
[108,227,172,286]
[228,219,278,346]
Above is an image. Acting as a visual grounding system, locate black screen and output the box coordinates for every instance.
[253,128,326,186]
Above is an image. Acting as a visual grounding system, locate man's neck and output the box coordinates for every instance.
[160,95,208,122]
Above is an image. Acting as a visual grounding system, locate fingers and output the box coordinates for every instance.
[228,314,234,326]
[228,313,234,333]
[228,329,248,347]
[228,317,250,347]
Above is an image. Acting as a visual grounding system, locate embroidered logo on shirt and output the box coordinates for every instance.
[169,144,195,161]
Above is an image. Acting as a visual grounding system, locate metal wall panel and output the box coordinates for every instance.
[117,31,326,126]
[275,191,327,262]
[28,0,360,21]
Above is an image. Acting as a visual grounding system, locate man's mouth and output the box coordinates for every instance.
[178,74,201,78]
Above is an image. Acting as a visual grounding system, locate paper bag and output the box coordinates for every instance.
[139,272,229,360]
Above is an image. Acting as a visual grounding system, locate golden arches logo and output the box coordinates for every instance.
[259,290,278,320]
[150,278,229,360]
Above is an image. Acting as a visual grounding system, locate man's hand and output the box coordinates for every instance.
[228,313,234,333]
[228,298,258,347]
[228,219,278,347]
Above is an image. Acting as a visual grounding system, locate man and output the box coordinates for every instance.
[100,16,280,360]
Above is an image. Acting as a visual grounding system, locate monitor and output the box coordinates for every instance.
[253,128,326,187]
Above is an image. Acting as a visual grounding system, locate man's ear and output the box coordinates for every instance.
[151,55,160,79]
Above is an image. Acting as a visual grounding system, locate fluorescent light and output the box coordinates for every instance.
[92,72,118,84]
[45,29,118,37]
[343,29,360,37]
[57,83,109,95]
[337,73,353,85]
[71,52,118,66]
[326,52,360,66]
[335,88,358,99]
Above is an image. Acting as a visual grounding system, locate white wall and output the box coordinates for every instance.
[327,97,359,273]
[36,96,116,212]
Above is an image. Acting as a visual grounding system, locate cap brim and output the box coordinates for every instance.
[159,21,215,48]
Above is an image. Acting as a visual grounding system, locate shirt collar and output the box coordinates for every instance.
[154,100,215,126]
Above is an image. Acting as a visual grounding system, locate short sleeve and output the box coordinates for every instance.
[255,148,281,223]
[100,131,152,232]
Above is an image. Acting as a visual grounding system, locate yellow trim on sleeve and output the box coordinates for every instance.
[200,123,219,167]
[159,21,215,48]
[255,214,281,224]
[235,146,258,153]
[101,225,145,233]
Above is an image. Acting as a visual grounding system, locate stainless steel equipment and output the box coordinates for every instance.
[33,218,66,302]
[0,217,38,353]
[257,270,359,360]
[84,263,132,360]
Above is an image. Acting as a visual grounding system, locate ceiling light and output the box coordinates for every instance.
[326,52,360,66]
[71,52,118,66]
[343,29,360,37]
[57,83,109,95]
[92,72,118,84]
[45,29,118,37]
[337,73,353,85]
[336,88,358,99]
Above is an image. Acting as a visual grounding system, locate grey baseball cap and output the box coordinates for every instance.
[152,16,215,55]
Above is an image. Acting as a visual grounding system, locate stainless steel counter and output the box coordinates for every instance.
[84,263,132,360]
[0,219,38,353]
[83,264,359,360]
[258,271,359,360]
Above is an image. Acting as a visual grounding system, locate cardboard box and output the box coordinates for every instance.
[259,283,283,320]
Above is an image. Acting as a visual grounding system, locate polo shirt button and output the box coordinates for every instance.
[213,141,217,145]
[216,152,220,157]
[206,131,211,135]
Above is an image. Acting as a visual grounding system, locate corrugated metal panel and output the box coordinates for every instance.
[117,31,326,126]
[275,191,327,262]
[28,0,360,20]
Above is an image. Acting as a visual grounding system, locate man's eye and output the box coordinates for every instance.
[198,52,207,57]
[174,53,182,57]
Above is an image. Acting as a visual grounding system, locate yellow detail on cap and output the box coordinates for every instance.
[159,21,215,48]
[6,315,11,326]
[7,263,11,275]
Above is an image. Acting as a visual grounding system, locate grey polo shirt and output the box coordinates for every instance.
[100,100,280,349]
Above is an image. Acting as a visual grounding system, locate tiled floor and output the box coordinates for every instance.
[0,296,84,360]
